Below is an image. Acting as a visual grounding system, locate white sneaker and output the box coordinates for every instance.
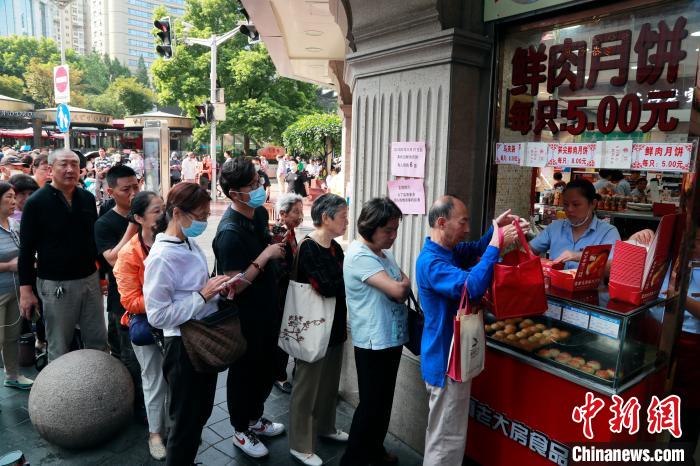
[320,429,348,442]
[148,437,166,461]
[249,417,285,437]
[232,430,269,458]
[290,449,323,466]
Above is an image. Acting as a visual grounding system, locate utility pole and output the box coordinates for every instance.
[55,0,72,149]
[183,23,257,201]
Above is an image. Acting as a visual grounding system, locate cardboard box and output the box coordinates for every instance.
[540,258,564,278]
[549,244,612,291]
[608,214,678,306]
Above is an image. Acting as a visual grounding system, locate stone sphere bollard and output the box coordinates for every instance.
[28,349,134,449]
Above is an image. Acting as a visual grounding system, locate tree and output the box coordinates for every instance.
[86,92,127,118]
[0,36,60,79]
[282,113,342,168]
[109,77,155,115]
[23,58,85,108]
[104,54,131,82]
[75,51,111,95]
[135,57,150,87]
[151,0,322,155]
[0,75,24,99]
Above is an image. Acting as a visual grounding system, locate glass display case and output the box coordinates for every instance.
[484,287,676,395]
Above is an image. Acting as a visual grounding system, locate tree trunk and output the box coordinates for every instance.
[325,136,333,173]
[243,134,250,156]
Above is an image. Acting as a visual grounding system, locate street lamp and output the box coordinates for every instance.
[182,22,258,201]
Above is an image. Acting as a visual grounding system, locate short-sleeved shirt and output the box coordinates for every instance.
[0,219,20,294]
[344,240,408,350]
[652,269,700,335]
[529,216,621,269]
[95,209,129,315]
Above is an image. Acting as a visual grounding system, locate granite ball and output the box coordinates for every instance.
[28,349,134,449]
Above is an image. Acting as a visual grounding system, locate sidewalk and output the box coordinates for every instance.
[0,182,423,465]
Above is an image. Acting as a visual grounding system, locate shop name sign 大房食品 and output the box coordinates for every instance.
[470,397,570,465]
[508,16,690,137]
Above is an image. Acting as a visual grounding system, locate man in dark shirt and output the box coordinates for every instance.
[215,157,286,459]
[252,157,271,201]
[94,165,141,393]
[19,149,106,362]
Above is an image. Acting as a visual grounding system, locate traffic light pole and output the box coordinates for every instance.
[209,36,218,201]
[185,26,241,202]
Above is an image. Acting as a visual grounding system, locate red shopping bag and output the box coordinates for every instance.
[489,221,547,319]
[447,283,485,383]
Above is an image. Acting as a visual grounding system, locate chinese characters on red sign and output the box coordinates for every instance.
[572,392,682,440]
[546,143,597,168]
[508,17,688,136]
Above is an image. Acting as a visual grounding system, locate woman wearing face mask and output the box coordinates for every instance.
[143,182,233,465]
[113,191,168,461]
[529,179,621,269]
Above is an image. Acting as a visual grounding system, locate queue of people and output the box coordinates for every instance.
[2,146,697,466]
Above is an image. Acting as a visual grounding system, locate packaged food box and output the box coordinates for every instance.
[549,244,612,291]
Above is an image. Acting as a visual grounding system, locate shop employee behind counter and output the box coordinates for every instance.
[529,178,652,271]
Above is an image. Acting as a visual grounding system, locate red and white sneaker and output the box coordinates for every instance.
[232,430,269,458]
[249,417,286,437]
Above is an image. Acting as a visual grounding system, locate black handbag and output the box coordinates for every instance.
[404,290,423,356]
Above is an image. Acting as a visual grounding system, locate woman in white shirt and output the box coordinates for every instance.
[143,182,232,466]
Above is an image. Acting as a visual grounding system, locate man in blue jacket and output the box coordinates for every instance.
[416,196,520,465]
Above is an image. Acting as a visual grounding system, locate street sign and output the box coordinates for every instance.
[56,104,71,133]
[53,65,70,104]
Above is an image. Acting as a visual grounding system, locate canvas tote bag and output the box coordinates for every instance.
[278,238,336,363]
[446,283,486,382]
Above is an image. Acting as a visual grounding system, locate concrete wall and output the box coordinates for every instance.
[339,0,494,453]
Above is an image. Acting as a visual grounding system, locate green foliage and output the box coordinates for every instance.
[23,58,86,108]
[135,57,150,87]
[0,36,60,79]
[86,77,155,118]
[75,52,111,95]
[151,0,323,153]
[282,113,342,158]
[0,74,24,99]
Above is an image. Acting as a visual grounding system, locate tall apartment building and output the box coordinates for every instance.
[0,0,56,40]
[90,0,185,71]
[54,0,89,54]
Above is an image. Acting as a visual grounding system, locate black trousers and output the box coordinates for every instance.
[227,315,277,432]
[162,337,217,466]
[273,345,290,382]
[341,345,403,466]
[118,323,144,408]
[107,311,121,359]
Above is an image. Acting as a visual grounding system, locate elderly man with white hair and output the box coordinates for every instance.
[18,149,107,362]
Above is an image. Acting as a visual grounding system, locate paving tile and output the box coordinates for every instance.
[196,444,237,465]
[209,417,236,439]
[206,404,230,427]
[217,370,229,389]
[214,386,228,405]
[202,426,224,446]
[262,396,290,419]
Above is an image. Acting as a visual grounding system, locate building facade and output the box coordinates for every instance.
[0,0,55,40]
[89,0,185,71]
[54,0,89,54]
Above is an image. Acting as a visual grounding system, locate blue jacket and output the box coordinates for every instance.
[416,228,499,387]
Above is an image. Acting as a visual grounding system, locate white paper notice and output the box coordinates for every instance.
[544,301,562,320]
[547,143,597,168]
[631,143,693,172]
[597,140,633,169]
[391,141,426,178]
[495,143,524,165]
[561,306,590,329]
[588,312,621,339]
[522,142,549,167]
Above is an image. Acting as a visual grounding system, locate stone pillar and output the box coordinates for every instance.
[339,0,493,453]
[32,118,43,150]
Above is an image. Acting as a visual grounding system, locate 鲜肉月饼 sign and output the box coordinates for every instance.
[506,16,691,137]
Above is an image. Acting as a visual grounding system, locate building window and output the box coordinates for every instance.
[128,39,152,48]
[129,49,156,59]
[128,8,151,18]
[128,0,155,9]
[127,18,150,28]
[128,28,151,38]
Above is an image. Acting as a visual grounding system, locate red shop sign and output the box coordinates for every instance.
[507,17,689,136]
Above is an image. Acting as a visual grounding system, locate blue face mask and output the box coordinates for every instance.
[181,218,207,237]
[243,186,267,209]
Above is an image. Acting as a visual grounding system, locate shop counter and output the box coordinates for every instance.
[465,288,675,466]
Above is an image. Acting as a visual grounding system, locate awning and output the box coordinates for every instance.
[0,128,56,139]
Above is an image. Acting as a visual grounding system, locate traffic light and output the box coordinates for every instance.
[240,24,259,42]
[195,103,207,125]
[154,17,174,60]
